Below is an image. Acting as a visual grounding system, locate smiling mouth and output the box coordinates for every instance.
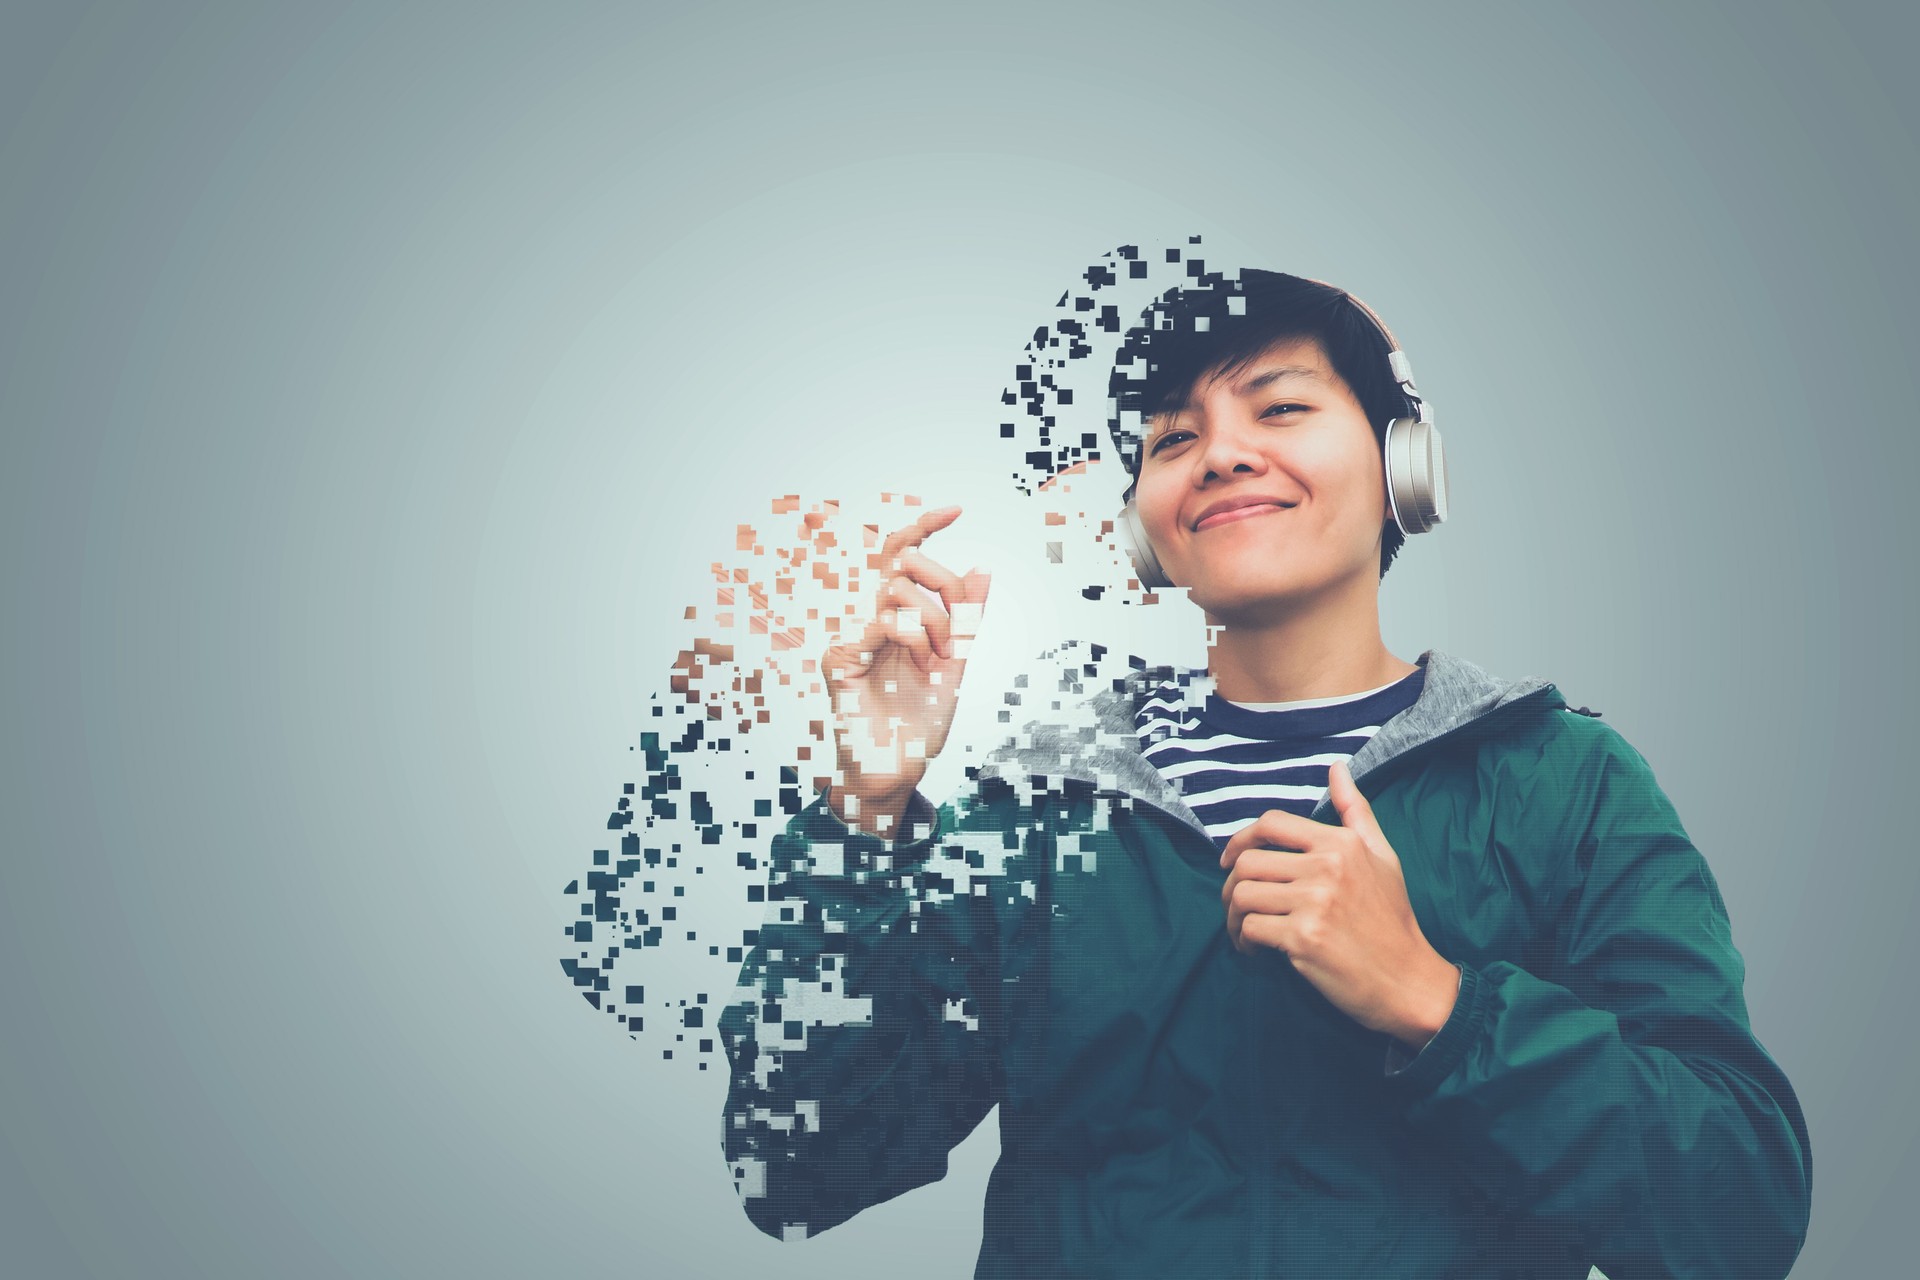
[1194,502,1296,532]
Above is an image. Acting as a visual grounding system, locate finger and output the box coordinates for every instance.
[823,637,883,685]
[1220,850,1321,906]
[1226,879,1298,942]
[823,610,898,682]
[890,548,971,624]
[1219,807,1329,869]
[883,579,952,667]
[879,504,963,563]
[1238,912,1290,956]
[831,565,957,683]
[949,567,991,647]
[879,578,938,675]
[1327,759,1386,845]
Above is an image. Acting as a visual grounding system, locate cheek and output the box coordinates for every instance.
[1296,460,1387,546]
[1331,443,1388,513]
[1135,480,1181,543]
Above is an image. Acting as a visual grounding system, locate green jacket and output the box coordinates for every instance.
[718,646,1812,1278]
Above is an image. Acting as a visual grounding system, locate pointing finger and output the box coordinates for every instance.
[880,504,963,562]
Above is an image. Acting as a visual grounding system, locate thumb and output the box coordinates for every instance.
[951,567,991,638]
[1328,759,1388,851]
[962,565,992,602]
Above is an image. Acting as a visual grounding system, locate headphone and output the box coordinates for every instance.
[1112,288,1449,591]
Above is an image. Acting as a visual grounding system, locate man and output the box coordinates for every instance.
[718,268,1812,1278]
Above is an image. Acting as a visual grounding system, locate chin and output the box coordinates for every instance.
[1186,572,1321,621]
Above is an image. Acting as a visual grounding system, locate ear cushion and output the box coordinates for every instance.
[1384,417,1449,535]
[1118,499,1173,590]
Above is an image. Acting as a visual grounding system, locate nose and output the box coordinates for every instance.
[1189,406,1270,486]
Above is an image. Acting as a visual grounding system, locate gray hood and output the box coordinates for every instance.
[973,646,1561,841]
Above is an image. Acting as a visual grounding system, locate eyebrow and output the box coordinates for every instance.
[1159,363,1328,421]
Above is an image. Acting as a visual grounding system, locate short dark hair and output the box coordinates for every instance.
[1106,268,1414,579]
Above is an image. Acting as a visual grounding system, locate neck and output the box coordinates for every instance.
[1202,569,1416,703]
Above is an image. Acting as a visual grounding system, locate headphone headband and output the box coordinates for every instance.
[1307,279,1431,427]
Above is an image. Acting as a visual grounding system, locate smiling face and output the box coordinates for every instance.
[1132,335,1391,622]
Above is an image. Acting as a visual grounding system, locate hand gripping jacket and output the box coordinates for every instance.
[718,646,1813,1279]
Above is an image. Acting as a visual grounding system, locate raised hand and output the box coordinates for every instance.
[820,504,991,837]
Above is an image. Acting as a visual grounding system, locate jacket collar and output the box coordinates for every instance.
[1309,649,1562,821]
[974,646,1562,841]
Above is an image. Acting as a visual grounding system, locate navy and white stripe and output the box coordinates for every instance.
[1136,664,1427,851]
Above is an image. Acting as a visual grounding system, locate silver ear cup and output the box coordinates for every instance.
[1118,500,1173,590]
[1383,417,1448,535]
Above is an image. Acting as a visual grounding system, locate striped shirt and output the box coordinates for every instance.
[1135,663,1427,851]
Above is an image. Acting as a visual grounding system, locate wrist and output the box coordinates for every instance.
[1392,956,1462,1051]
[826,781,921,842]
[832,749,924,809]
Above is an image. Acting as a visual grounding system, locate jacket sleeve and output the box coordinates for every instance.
[717,783,1004,1241]
[1383,719,1813,1279]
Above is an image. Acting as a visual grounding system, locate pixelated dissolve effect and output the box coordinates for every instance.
[558,236,1215,1072]
[565,236,1561,1251]
[554,238,1811,1280]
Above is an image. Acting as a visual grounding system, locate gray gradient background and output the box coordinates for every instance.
[3,2,1914,1277]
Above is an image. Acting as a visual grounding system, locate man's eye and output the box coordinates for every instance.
[1263,403,1307,418]
[1148,430,1194,455]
